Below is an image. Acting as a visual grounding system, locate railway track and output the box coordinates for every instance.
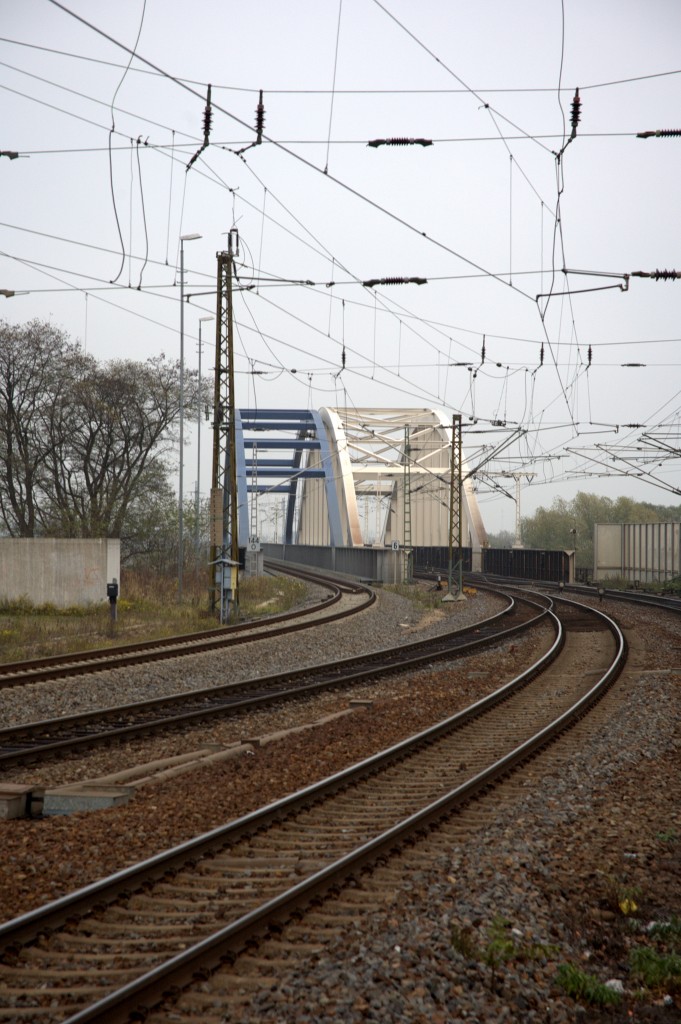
[0,563,374,691]
[0,588,548,769]
[469,571,681,612]
[0,594,625,1024]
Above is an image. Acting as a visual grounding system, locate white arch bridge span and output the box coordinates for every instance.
[236,408,488,568]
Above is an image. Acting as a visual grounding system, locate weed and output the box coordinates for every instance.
[630,946,681,991]
[0,572,310,663]
[647,917,681,949]
[556,963,623,1006]
[483,917,517,969]
[482,917,557,966]
[600,873,641,916]
[451,916,557,994]
[656,828,678,843]
[384,582,447,610]
[450,924,481,960]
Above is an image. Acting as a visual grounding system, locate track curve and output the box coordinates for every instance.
[0,595,626,1024]
[0,564,374,691]
[0,587,545,769]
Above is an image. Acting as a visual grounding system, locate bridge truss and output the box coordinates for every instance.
[235,408,487,557]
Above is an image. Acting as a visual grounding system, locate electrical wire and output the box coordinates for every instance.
[324,0,343,174]
[42,0,540,304]
[2,35,679,94]
[369,0,554,156]
[5,8,675,487]
[135,135,150,288]
[107,0,147,284]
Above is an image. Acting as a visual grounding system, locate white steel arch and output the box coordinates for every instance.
[297,408,488,559]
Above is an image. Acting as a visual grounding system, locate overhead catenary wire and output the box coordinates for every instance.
[40,0,542,305]
[324,0,344,174]
[2,34,680,94]
[106,0,147,285]
[4,8,679,503]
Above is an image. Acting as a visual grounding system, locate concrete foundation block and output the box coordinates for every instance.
[42,784,135,816]
[0,784,37,820]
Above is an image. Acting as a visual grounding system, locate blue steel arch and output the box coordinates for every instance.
[235,409,344,546]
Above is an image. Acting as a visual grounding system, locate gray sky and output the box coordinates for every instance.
[2,0,680,536]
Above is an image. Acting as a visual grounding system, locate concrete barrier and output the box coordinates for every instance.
[0,538,120,607]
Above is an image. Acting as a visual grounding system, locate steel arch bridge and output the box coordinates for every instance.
[236,408,488,556]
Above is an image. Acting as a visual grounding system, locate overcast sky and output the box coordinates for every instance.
[2,0,680,536]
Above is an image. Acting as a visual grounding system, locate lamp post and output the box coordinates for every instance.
[178,232,202,600]
[196,315,213,572]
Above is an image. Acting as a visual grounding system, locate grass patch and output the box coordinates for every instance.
[0,571,309,664]
[629,946,681,992]
[451,916,557,988]
[556,963,623,1007]
[647,917,681,947]
[384,581,463,611]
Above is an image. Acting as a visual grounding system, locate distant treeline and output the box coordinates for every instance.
[487,492,681,568]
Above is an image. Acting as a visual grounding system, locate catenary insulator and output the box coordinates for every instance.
[203,84,213,143]
[637,129,681,138]
[570,88,581,134]
[367,138,433,148]
[632,269,680,280]
[255,90,265,144]
[362,276,428,287]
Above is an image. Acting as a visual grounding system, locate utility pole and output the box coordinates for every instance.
[403,424,412,583]
[506,471,535,548]
[210,231,240,621]
[196,315,213,575]
[485,470,536,548]
[443,414,465,602]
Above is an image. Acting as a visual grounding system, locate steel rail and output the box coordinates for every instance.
[0,590,547,768]
[0,596,626,1024]
[469,572,681,613]
[0,592,561,948]
[0,565,374,690]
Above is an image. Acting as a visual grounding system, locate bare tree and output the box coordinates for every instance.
[0,320,81,536]
[0,321,207,546]
[45,354,196,537]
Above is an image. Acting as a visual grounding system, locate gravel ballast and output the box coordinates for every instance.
[0,589,679,1022]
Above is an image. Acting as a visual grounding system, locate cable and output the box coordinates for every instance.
[0,57,192,141]
[42,0,539,304]
[324,0,344,174]
[12,130,659,156]
[2,35,679,94]
[107,0,147,285]
[369,0,554,156]
[165,130,175,265]
[135,136,150,288]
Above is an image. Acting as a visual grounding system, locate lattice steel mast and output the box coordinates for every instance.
[445,414,465,601]
[210,231,240,620]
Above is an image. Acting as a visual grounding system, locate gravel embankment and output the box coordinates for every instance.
[0,587,518,790]
[244,666,679,1024]
[0,587,505,727]
[1,592,679,1021]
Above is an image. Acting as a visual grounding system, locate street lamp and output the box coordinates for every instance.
[179,232,202,600]
[196,315,213,571]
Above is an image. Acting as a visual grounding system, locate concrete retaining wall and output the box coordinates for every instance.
[0,538,120,607]
[262,543,406,584]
